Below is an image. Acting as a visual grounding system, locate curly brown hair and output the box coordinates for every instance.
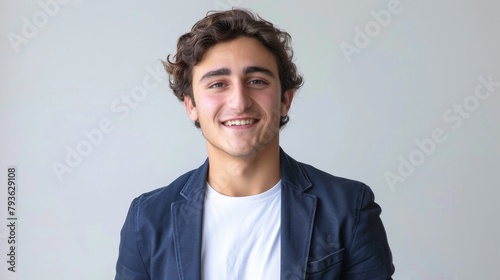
[163,9,303,128]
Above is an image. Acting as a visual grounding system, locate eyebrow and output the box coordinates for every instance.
[198,66,275,84]
[243,66,275,78]
[199,68,231,83]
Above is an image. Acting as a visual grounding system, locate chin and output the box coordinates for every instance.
[229,142,277,159]
[226,147,258,158]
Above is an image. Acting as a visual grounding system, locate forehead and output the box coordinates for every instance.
[193,36,278,76]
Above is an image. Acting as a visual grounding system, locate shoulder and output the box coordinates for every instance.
[293,160,376,210]
[301,162,368,190]
[131,169,198,217]
[280,149,375,206]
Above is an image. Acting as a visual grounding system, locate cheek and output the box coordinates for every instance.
[197,96,224,117]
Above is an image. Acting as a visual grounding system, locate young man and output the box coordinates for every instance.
[115,9,394,280]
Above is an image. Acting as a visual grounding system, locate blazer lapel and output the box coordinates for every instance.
[280,149,317,279]
[171,161,208,280]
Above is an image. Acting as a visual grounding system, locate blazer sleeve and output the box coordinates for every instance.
[115,198,150,280]
[343,184,395,279]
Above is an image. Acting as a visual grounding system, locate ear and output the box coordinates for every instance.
[280,89,295,116]
[183,96,198,122]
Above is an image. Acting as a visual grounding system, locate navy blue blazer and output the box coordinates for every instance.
[115,149,394,279]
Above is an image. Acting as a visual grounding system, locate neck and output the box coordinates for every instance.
[206,143,281,197]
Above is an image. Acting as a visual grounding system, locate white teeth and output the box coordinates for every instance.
[224,119,255,126]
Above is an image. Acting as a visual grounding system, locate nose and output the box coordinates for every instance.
[227,82,252,112]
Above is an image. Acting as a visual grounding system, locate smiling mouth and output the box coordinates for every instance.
[223,119,257,126]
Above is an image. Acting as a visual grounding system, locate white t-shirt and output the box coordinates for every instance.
[201,181,282,280]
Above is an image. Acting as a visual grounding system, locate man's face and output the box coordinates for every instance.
[186,36,293,159]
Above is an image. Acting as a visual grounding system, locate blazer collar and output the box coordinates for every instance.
[173,148,317,279]
[178,148,314,199]
[279,148,313,192]
[180,158,209,199]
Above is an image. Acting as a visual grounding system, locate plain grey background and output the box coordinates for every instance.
[1,0,499,279]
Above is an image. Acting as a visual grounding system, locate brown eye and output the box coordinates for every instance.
[209,82,225,88]
[248,79,266,85]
